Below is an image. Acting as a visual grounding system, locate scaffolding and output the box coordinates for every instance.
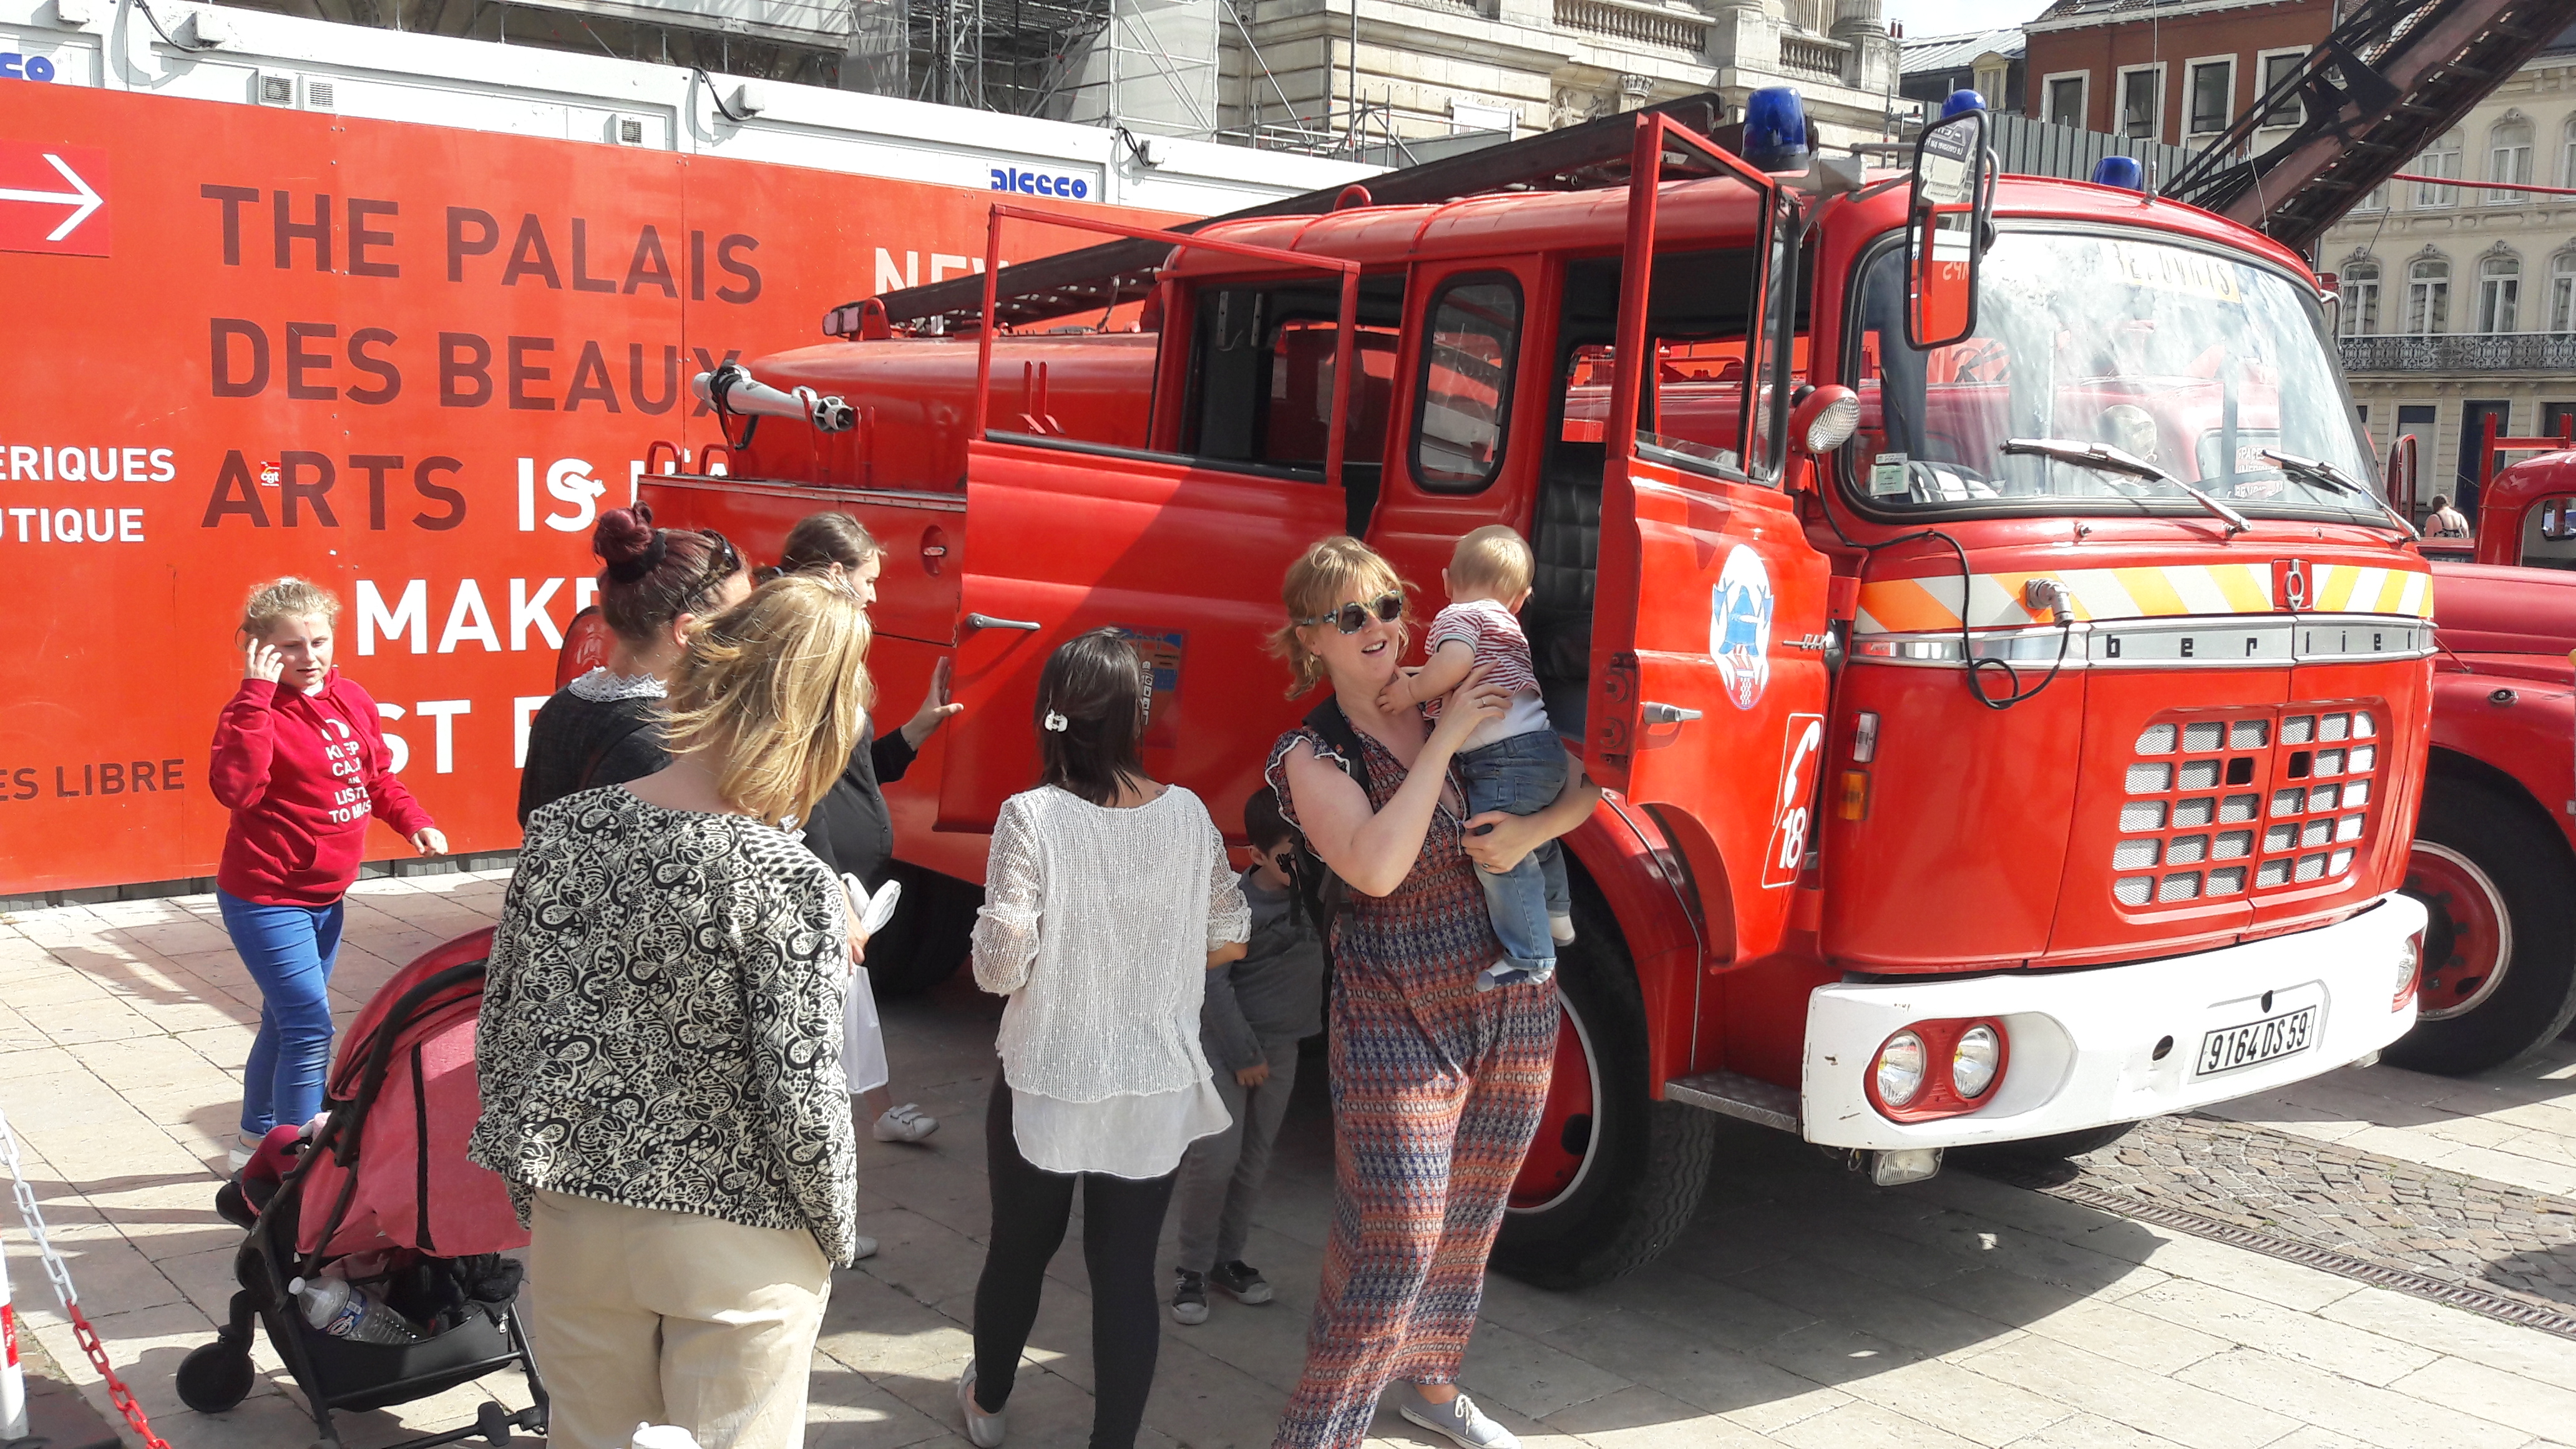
[848,0,1216,137]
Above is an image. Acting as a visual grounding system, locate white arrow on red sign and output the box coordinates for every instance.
[0,152,102,242]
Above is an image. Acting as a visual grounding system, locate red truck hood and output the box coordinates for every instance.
[2432,560,2576,664]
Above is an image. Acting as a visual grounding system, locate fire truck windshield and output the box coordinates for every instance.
[1847,228,2378,524]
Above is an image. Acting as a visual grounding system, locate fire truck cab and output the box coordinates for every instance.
[628,96,2433,1287]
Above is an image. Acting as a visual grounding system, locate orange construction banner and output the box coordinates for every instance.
[0,84,1172,894]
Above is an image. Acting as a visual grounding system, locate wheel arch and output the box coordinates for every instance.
[1561,800,1720,1096]
[2424,743,2576,867]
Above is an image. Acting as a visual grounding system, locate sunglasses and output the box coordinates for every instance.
[696,529,743,590]
[1296,592,1405,635]
[1267,848,1296,871]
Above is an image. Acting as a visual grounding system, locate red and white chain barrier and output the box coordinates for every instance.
[2,1231,26,1440]
[0,1105,173,1449]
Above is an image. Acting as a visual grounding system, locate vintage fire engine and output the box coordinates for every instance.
[607,93,2436,1287]
[2366,422,2576,1077]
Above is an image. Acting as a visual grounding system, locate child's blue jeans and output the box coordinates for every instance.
[218,890,345,1137]
[1456,729,1571,989]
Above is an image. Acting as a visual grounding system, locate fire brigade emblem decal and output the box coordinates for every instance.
[1712,546,1775,710]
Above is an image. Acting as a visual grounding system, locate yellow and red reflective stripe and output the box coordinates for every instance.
[1852,561,2427,634]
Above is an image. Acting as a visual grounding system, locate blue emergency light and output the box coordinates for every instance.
[1943,89,1987,118]
[1743,86,1811,173]
[2091,155,2145,191]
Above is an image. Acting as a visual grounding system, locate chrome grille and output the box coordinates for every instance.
[2110,703,2384,910]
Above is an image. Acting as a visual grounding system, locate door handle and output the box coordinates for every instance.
[964,612,1042,633]
[1783,634,1831,652]
[1642,701,1703,724]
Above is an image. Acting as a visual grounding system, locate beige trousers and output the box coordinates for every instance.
[525,1190,832,1449]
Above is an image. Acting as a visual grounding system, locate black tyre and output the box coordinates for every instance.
[2388,774,2576,1076]
[1491,884,1715,1290]
[866,861,982,997]
[175,1339,255,1413]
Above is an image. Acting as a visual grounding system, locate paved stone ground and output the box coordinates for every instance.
[1981,1115,2576,1320]
[10,872,2576,1449]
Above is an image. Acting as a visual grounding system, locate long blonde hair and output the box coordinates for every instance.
[1266,535,1412,697]
[662,575,876,826]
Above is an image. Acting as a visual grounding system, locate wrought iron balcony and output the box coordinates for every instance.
[2340,333,2576,372]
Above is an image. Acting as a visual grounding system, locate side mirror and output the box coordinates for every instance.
[1906,108,1991,350]
[2542,498,2576,541]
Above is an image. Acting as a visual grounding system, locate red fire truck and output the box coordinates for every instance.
[2373,424,2576,1076]
[610,95,2434,1287]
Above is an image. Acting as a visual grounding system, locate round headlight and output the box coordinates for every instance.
[1952,1025,2001,1099]
[1805,391,1861,454]
[2395,934,2421,1009]
[1874,1030,1926,1108]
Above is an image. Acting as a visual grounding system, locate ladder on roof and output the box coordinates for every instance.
[2160,0,2570,251]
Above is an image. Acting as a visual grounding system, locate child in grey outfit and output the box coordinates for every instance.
[1169,787,1326,1325]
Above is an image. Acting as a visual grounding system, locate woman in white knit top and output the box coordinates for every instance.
[960,628,1249,1449]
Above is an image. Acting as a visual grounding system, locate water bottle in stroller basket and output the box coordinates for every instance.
[288,1275,424,1345]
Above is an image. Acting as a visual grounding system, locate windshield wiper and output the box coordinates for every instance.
[2260,448,2421,540]
[2001,437,2251,536]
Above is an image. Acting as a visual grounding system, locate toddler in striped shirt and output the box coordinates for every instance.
[1378,525,1575,989]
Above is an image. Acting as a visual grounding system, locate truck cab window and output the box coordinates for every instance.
[1179,275,1404,496]
[1410,276,1523,493]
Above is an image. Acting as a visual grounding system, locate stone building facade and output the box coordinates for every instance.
[2316,28,2576,516]
[1215,0,1905,154]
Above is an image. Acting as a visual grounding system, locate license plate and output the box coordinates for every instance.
[2195,1006,2316,1076]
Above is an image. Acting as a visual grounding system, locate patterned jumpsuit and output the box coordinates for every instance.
[1266,724,1560,1449]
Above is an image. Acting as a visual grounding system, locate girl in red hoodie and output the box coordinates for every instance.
[211,578,446,1168]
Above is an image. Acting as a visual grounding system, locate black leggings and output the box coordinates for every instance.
[972,1078,1179,1449]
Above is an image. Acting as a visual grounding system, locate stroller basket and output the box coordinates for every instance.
[178,929,550,1448]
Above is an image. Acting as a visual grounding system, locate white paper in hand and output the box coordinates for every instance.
[842,874,903,937]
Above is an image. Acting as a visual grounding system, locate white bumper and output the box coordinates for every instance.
[1800,896,2427,1151]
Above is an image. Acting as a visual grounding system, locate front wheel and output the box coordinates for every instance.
[1490,889,1715,1290]
[2386,775,2576,1076]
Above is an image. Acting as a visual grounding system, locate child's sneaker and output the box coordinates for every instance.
[1549,913,1576,945]
[1171,1269,1209,1325]
[1208,1260,1273,1305]
[873,1103,940,1143]
[1476,959,1555,992]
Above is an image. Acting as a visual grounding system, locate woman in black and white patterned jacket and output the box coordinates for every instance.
[471,573,873,1449]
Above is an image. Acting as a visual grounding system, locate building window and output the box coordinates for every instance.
[2258,50,2305,127]
[2187,59,2233,137]
[2406,257,2451,334]
[2353,182,2388,212]
[2415,130,2462,207]
[2339,263,2381,336]
[2477,255,2521,333]
[2119,66,2162,142]
[2046,74,2086,125]
[2561,117,2576,190]
[2487,118,2534,203]
[2550,253,2576,333]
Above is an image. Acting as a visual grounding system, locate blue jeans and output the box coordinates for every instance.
[218,890,345,1138]
[1457,729,1570,987]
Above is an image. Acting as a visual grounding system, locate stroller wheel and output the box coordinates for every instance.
[175,1338,256,1413]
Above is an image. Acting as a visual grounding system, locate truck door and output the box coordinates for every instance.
[933,268,1398,833]
[1586,119,1833,964]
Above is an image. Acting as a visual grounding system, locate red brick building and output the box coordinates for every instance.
[2023,0,2333,153]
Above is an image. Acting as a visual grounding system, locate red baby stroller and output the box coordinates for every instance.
[177,928,550,1447]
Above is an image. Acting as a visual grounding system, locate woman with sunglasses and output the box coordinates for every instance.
[517,507,753,822]
[1261,535,1599,1449]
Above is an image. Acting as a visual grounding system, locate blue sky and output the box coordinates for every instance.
[1881,0,2052,34]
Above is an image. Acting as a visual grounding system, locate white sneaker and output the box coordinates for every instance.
[958,1360,1006,1448]
[874,1103,940,1143]
[1398,1385,1520,1449]
[226,1131,260,1173]
[850,1234,878,1261]
[1549,913,1576,945]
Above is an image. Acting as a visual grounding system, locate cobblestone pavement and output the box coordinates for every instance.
[12,875,2576,1449]
[1974,1115,2576,1324]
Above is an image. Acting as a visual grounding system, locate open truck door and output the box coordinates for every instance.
[933,209,1366,832]
[1589,115,1833,965]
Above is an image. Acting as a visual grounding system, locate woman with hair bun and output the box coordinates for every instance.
[211,577,445,1170]
[516,505,751,823]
